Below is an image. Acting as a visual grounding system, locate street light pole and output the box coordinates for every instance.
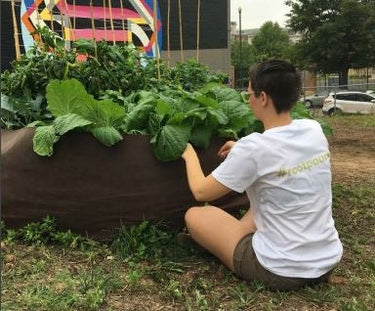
[238,6,242,89]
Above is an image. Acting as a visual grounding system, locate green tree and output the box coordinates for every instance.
[251,22,292,62]
[231,40,257,69]
[231,40,256,88]
[286,0,375,86]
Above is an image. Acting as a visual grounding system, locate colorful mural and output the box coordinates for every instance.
[2,0,229,72]
[20,0,162,57]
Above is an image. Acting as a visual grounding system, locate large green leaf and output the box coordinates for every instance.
[53,113,92,135]
[190,125,212,149]
[135,90,157,106]
[167,112,187,125]
[179,96,201,112]
[207,108,228,125]
[199,83,242,102]
[1,94,16,113]
[91,126,123,146]
[198,82,223,94]
[33,125,60,156]
[80,99,126,128]
[211,86,243,102]
[151,124,191,161]
[195,95,219,109]
[217,128,239,139]
[1,93,49,129]
[155,100,173,118]
[184,107,207,121]
[147,113,163,135]
[124,103,155,132]
[159,93,184,114]
[219,100,252,131]
[1,94,29,117]
[46,79,91,116]
[1,94,17,128]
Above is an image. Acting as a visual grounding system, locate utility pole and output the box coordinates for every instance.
[238,6,242,89]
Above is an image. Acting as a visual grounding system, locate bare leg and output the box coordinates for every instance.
[184,206,255,271]
[240,208,257,232]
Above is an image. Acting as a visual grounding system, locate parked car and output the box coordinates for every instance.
[300,93,327,108]
[322,91,375,116]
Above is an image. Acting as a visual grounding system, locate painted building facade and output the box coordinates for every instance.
[1,0,230,73]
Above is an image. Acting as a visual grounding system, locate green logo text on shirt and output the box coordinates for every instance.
[277,152,330,177]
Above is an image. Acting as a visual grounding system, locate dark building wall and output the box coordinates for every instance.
[158,0,228,50]
[1,0,23,72]
[158,0,230,73]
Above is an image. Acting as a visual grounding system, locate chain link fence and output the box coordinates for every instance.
[316,75,375,91]
[235,70,375,93]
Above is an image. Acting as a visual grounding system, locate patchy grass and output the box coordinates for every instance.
[2,187,374,311]
[2,115,375,310]
[324,114,375,129]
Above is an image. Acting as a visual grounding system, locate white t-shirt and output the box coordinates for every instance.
[212,119,343,278]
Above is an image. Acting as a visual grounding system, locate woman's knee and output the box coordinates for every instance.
[184,206,201,228]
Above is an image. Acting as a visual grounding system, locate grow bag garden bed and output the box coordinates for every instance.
[1,128,249,239]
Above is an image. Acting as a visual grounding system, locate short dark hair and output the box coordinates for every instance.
[249,59,302,114]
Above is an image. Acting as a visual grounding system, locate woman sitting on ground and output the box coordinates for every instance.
[180,59,343,291]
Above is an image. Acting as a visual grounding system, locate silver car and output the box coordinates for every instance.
[300,94,326,108]
[322,91,375,116]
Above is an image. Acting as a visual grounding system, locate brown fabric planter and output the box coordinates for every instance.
[1,128,249,240]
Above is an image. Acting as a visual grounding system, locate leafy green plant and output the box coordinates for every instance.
[2,27,331,163]
[122,83,258,161]
[231,283,257,309]
[70,39,170,98]
[192,289,209,311]
[110,221,174,261]
[52,230,85,249]
[1,27,227,131]
[29,78,327,162]
[170,58,228,91]
[0,93,49,129]
[1,216,89,250]
[125,268,143,290]
[164,280,183,299]
[77,265,121,307]
[293,102,333,136]
[0,28,160,100]
[30,78,260,161]
[32,78,126,156]
[22,216,56,245]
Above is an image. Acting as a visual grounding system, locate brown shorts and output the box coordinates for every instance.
[233,234,332,291]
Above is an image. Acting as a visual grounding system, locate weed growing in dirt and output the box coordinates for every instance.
[1,216,88,249]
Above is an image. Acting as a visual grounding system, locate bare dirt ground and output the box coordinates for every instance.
[328,120,375,185]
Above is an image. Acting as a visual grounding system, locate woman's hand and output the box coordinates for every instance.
[217,141,236,158]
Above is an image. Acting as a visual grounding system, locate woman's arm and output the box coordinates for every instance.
[182,143,231,202]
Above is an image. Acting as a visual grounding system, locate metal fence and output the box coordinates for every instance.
[235,69,375,93]
[316,76,375,92]
[302,82,375,98]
